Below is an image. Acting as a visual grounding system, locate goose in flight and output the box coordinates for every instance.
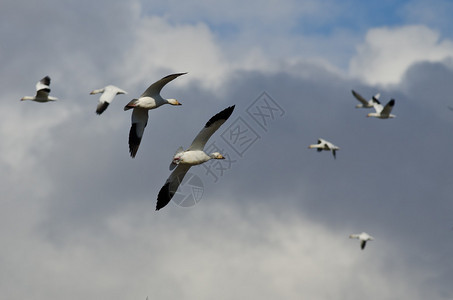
[308,138,340,159]
[124,73,186,158]
[349,232,374,250]
[21,76,58,102]
[351,90,380,108]
[90,85,127,115]
[367,98,396,119]
[156,105,235,211]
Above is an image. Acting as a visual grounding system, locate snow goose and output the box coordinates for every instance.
[156,105,235,211]
[349,232,374,250]
[90,85,127,115]
[308,138,340,159]
[367,98,396,119]
[21,76,58,102]
[124,73,186,158]
[351,90,380,108]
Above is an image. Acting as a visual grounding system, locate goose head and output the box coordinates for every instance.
[167,98,182,106]
[209,152,225,159]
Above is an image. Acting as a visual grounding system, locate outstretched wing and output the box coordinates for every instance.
[351,90,368,106]
[381,99,395,116]
[96,86,127,114]
[361,240,367,250]
[156,164,191,211]
[187,106,235,151]
[35,76,51,98]
[96,102,110,115]
[100,86,121,104]
[128,108,149,158]
[140,73,187,98]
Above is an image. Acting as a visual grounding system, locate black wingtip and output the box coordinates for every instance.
[129,148,138,158]
[41,76,51,86]
[128,123,141,158]
[205,105,235,128]
[129,147,138,158]
[96,102,109,115]
[156,182,172,211]
[388,99,395,106]
[161,72,188,81]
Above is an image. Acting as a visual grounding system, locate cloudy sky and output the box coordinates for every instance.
[1,0,453,299]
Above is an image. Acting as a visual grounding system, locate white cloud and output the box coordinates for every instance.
[0,200,433,300]
[349,25,453,85]
[118,15,299,92]
[119,1,354,92]
[120,16,231,91]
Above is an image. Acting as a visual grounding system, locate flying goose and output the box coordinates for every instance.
[124,73,186,157]
[156,105,235,211]
[349,232,374,250]
[308,138,340,159]
[21,76,58,102]
[351,90,380,108]
[90,85,127,115]
[367,98,396,119]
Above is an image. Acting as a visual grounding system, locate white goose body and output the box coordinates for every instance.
[308,138,340,159]
[90,85,127,115]
[21,76,58,103]
[173,150,218,166]
[126,95,166,110]
[124,73,186,158]
[156,105,235,211]
[123,72,187,112]
[349,232,374,250]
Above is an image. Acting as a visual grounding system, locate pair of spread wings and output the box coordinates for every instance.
[128,73,187,157]
[156,105,235,211]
